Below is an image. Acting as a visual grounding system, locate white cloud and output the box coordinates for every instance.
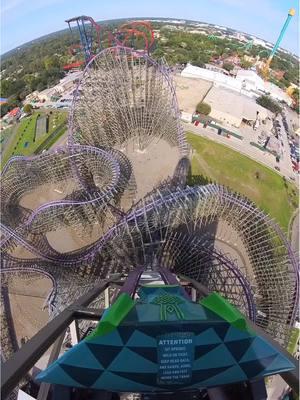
[1,0,26,15]
[1,0,62,17]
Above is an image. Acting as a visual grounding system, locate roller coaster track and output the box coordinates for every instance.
[1,46,298,348]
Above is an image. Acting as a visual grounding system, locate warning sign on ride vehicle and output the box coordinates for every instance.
[157,332,194,385]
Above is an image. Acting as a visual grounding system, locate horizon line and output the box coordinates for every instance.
[1,16,298,58]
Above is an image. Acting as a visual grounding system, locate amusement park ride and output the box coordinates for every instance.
[1,12,299,400]
[63,16,155,70]
[64,9,296,83]
[261,8,295,79]
[63,16,102,70]
[208,8,296,85]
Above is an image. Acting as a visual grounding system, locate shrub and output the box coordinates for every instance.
[240,60,253,69]
[23,103,33,114]
[256,95,282,114]
[196,102,211,115]
[223,62,234,71]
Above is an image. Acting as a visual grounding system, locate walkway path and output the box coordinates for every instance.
[290,210,299,255]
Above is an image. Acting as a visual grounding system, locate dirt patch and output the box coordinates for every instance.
[122,138,180,201]
[10,245,38,259]
[16,138,179,253]
[174,75,212,114]
[7,276,52,345]
[46,222,105,253]
[20,181,77,210]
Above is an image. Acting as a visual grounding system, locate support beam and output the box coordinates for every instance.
[1,280,110,399]
[69,321,80,346]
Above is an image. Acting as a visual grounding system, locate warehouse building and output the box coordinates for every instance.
[181,64,293,106]
[175,74,271,128]
[181,64,241,93]
[203,87,270,128]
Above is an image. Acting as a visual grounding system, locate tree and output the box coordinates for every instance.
[193,60,206,68]
[259,50,269,59]
[240,60,252,69]
[256,95,282,114]
[0,96,21,117]
[23,104,33,114]
[152,48,164,59]
[0,103,10,118]
[283,70,294,82]
[43,55,60,71]
[291,88,299,103]
[0,79,26,98]
[281,78,291,88]
[196,102,211,115]
[291,88,299,113]
[223,62,234,72]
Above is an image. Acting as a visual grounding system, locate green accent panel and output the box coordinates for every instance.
[142,284,178,288]
[250,142,276,156]
[86,293,135,340]
[151,294,185,320]
[200,292,254,334]
[190,118,244,140]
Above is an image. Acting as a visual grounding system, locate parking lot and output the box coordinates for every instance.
[184,118,298,185]
[282,112,299,172]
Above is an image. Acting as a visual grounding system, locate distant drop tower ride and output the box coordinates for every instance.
[65,16,102,64]
[263,8,295,77]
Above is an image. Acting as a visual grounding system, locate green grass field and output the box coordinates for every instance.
[0,126,14,147]
[1,111,67,167]
[287,327,300,356]
[187,132,298,231]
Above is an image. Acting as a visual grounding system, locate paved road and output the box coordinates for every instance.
[184,121,298,184]
[51,130,68,149]
[290,210,299,255]
[277,114,297,181]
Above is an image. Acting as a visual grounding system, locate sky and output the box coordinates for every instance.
[0,0,299,55]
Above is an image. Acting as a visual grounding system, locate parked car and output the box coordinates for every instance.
[274,166,280,171]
